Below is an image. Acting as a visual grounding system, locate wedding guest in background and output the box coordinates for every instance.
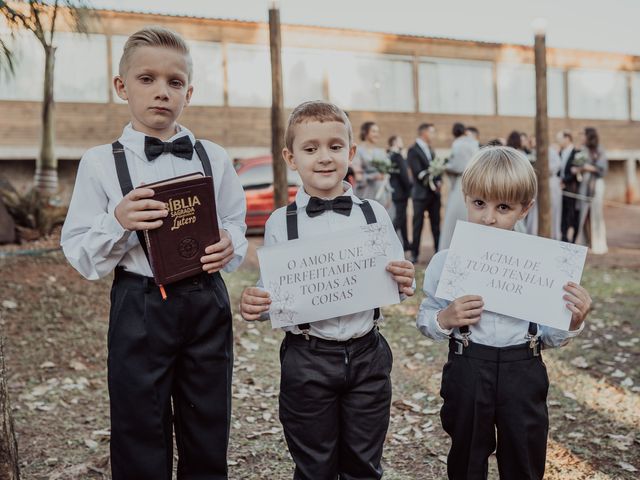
[557,130,581,243]
[465,126,480,145]
[408,123,441,263]
[388,135,412,251]
[577,127,608,254]
[485,138,505,147]
[439,122,478,250]
[352,121,386,200]
[506,130,523,151]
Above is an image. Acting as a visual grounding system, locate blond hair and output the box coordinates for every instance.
[462,146,537,205]
[285,101,353,150]
[119,26,193,81]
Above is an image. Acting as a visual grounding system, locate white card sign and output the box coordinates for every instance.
[435,221,588,330]
[257,224,402,329]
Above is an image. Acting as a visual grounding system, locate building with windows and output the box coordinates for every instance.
[1,8,639,202]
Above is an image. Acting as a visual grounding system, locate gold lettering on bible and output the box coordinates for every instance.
[166,195,201,231]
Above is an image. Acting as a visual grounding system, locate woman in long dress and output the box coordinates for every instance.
[576,127,608,254]
[352,121,393,212]
[439,122,478,250]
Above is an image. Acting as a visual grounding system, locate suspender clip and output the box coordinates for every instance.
[454,340,465,355]
[526,333,540,356]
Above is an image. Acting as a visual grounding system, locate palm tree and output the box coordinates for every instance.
[0,0,93,195]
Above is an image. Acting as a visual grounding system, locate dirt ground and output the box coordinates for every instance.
[0,203,638,479]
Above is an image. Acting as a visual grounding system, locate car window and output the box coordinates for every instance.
[239,164,302,188]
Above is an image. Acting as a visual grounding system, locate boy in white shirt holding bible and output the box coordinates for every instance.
[240,100,415,480]
[61,26,247,480]
[417,146,592,480]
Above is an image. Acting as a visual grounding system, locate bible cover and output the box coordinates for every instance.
[140,172,220,285]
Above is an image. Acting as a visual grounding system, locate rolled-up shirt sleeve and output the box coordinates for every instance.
[540,322,585,348]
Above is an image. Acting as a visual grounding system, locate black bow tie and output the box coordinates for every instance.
[144,135,194,161]
[306,196,353,218]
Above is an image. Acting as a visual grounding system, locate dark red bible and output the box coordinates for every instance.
[140,172,220,286]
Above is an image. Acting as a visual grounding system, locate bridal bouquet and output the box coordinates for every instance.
[572,150,588,182]
[426,156,448,191]
[369,151,392,175]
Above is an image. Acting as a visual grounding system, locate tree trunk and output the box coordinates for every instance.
[0,337,20,480]
[534,32,551,238]
[269,6,288,209]
[35,44,58,195]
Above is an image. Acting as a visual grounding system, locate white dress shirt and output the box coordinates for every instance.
[260,182,406,341]
[415,137,433,162]
[417,250,584,348]
[61,123,248,280]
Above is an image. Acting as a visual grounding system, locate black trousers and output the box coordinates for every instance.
[279,329,393,480]
[560,195,579,243]
[412,195,441,257]
[440,340,549,480]
[108,269,233,480]
[392,198,410,250]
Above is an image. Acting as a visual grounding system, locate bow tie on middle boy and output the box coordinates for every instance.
[144,135,194,161]
[306,196,353,217]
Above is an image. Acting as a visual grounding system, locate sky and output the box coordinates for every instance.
[88,0,640,56]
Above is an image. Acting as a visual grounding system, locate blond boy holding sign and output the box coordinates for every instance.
[417,147,592,480]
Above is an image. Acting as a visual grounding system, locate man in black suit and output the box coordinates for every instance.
[387,135,412,251]
[557,130,581,243]
[407,123,441,263]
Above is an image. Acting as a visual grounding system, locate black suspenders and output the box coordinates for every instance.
[286,199,381,334]
[111,139,213,264]
[458,319,539,348]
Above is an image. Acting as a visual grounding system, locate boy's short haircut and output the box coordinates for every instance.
[462,146,537,205]
[285,100,353,150]
[119,25,193,82]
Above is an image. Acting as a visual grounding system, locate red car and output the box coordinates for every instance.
[235,155,301,230]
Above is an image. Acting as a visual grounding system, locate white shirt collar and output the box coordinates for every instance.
[118,122,196,162]
[294,181,362,208]
[416,138,432,159]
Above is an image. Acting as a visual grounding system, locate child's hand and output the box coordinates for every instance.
[386,260,415,296]
[114,187,168,231]
[564,282,592,331]
[240,287,271,321]
[201,230,234,273]
[437,295,484,330]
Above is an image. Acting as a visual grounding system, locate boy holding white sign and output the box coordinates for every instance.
[417,146,592,480]
[240,101,415,480]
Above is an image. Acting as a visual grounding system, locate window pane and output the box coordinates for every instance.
[282,48,325,107]
[227,43,271,107]
[0,32,44,101]
[187,40,224,106]
[497,64,565,117]
[328,52,413,112]
[54,32,109,103]
[548,69,565,118]
[568,69,628,120]
[633,72,640,121]
[419,59,493,115]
